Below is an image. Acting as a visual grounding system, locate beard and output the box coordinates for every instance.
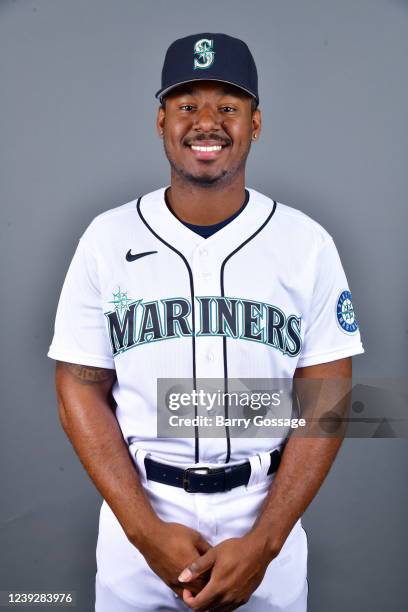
[163,140,252,188]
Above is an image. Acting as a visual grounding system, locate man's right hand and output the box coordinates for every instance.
[135,520,212,598]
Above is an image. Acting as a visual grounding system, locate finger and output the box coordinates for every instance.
[178,549,216,582]
[182,588,211,610]
[196,536,212,554]
[181,578,220,610]
[172,587,184,599]
[182,577,208,596]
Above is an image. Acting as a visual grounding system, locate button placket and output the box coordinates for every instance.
[191,245,224,381]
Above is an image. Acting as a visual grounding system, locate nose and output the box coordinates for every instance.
[193,104,220,132]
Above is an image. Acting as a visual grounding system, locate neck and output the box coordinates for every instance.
[166,172,247,226]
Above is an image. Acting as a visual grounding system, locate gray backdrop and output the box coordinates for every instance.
[1,0,407,610]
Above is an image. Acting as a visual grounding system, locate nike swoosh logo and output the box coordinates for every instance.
[126,249,158,262]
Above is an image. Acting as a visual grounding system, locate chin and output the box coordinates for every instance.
[182,169,228,187]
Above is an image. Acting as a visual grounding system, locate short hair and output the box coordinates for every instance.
[250,98,258,113]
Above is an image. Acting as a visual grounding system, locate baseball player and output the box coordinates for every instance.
[48,33,364,611]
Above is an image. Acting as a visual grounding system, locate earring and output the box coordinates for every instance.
[253,133,257,140]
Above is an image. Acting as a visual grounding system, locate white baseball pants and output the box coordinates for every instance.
[95,447,308,611]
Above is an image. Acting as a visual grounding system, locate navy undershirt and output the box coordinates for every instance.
[165,189,250,239]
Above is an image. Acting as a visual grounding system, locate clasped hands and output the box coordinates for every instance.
[138,520,277,612]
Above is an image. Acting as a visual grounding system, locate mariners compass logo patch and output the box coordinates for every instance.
[193,38,215,70]
[336,290,358,334]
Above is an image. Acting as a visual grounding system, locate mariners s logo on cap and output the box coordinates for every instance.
[193,38,215,70]
[336,290,359,334]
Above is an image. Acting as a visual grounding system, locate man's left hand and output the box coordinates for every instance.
[178,532,277,611]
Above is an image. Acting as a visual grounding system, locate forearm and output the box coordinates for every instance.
[250,435,343,555]
[56,362,159,548]
[250,357,352,557]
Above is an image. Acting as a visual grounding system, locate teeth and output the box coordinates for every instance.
[191,145,223,152]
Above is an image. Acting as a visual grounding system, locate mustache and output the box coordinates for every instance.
[184,134,231,146]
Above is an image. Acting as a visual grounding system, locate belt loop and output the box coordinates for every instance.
[258,451,272,480]
[246,451,273,489]
[130,445,149,486]
[246,455,262,488]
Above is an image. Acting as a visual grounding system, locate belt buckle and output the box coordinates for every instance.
[183,467,210,492]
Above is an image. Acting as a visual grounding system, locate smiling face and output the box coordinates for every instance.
[157,81,261,188]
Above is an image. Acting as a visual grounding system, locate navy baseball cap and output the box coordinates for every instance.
[155,33,259,104]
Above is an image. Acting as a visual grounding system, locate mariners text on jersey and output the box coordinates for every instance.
[104,295,302,358]
[48,187,364,464]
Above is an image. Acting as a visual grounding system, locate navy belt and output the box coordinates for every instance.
[144,449,281,493]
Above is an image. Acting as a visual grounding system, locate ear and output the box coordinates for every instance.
[252,107,262,140]
[157,105,165,138]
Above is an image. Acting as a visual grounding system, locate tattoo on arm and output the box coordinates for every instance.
[57,361,116,385]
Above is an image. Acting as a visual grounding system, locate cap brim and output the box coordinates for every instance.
[155,77,258,103]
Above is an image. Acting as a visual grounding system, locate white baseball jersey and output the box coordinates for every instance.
[48,186,364,464]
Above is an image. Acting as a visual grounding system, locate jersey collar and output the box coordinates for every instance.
[137,186,276,262]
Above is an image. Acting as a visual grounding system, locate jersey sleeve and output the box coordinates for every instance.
[296,236,364,368]
[47,232,115,369]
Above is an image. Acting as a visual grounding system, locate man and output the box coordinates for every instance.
[48,33,364,611]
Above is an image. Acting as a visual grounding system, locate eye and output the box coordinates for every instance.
[220,106,236,113]
[179,104,195,111]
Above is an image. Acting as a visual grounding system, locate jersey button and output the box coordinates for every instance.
[207,352,215,362]
[200,271,212,280]
[199,248,208,256]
